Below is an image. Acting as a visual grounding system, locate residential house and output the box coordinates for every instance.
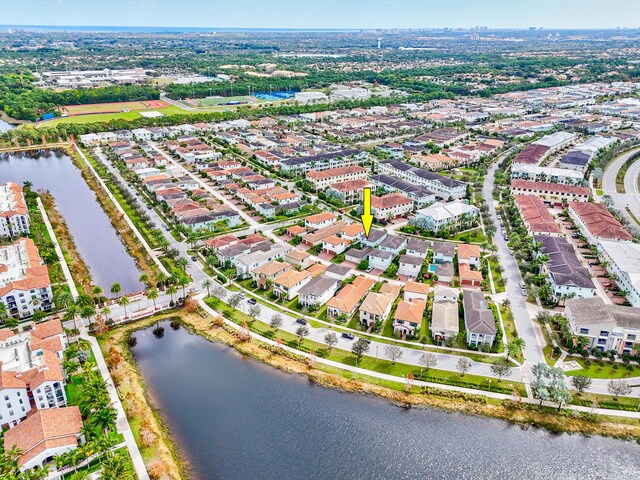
[457,244,481,268]
[405,238,430,259]
[403,281,430,302]
[297,274,340,308]
[568,202,632,244]
[393,299,427,336]
[361,229,387,248]
[368,249,395,272]
[463,289,496,348]
[305,212,337,230]
[597,240,640,308]
[324,264,352,280]
[284,249,313,270]
[273,270,313,301]
[322,235,351,256]
[431,294,459,345]
[435,262,454,283]
[326,276,376,318]
[432,241,455,264]
[459,263,483,286]
[0,182,30,237]
[378,235,408,255]
[359,284,401,328]
[398,255,423,280]
[251,260,292,289]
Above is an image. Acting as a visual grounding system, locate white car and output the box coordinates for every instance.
[519,281,525,289]
[521,288,527,296]
[508,249,514,256]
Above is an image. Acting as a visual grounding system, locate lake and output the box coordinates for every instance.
[0,150,141,294]
[132,322,640,480]
[0,119,15,132]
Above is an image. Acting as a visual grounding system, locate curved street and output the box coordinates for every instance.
[601,146,640,227]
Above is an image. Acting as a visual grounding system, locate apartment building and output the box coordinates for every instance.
[306,166,368,190]
[0,239,54,319]
[0,182,30,237]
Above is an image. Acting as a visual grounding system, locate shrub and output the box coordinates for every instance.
[583,360,591,367]
[612,363,619,370]
[598,361,605,367]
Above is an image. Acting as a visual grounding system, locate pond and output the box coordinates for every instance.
[132,321,640,480]
[0,150,142,294]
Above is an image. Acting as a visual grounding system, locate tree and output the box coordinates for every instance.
[324,332,338,351]
[166,284,177,303]
[570,375,592,395]
[418,352,437,378]
[147,288,159,311]
[385,344,403,364]
[456,357,472,376]
[138,273,150,288]
[490,359,512,381]
[269,314,283,330]
[211,285,227,301]
[118,296,130,318]
[351,338,369,366]
[110,282,122,299]
[228,294,242,309]
[607,379,632,399]
[202,279,213,296]
[506,338,525,360]
[248,304,261,321]
[295,325,309,346]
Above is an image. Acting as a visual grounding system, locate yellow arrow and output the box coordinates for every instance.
[361,187,373,238]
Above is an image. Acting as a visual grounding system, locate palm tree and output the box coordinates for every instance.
[177,276,190,299]
[138,273,150,288]
[118,296,130,318]
[110,282,122,299]
[54,290,74,309]
[101,452,133,480]
[202,279,213,296]
[79,305,96,327]
[156,272,168,289]
[147,288,159,311]
[92,285,104,304]
[100,306,111,321]
[166,284,177,303]
[75,292,93,308]
[63,302,80,335]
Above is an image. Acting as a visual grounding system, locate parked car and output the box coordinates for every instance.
[341,332,354,340]
[519,281,526,289]
[191,256,197,261]
[238,292,246,298]
[295,318,308,325]
[365,266,374,273]
[247,298,257,305]
[521,288,527,296]
[147,205,153,210]
[508,249,514,256]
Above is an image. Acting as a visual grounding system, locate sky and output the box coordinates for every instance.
[2,0,640,30]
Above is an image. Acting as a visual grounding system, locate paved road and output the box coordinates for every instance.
[602,146,640,228]
[483,158,546,367]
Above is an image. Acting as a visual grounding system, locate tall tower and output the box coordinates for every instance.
[377,38,382,49]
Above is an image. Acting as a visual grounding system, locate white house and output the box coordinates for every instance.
[398,255,423,280]
[414,201,479,232]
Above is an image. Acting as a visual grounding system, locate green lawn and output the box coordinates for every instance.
[65,375,84,407]
[454,228,485,244]
[488,257,506,293]
[564,357,640,379]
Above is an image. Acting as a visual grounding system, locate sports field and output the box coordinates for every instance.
[61,100,170,115]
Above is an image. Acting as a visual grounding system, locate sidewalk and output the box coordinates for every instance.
[37,196,79,298]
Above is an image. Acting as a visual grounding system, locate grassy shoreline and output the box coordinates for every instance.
[99,308,640,480]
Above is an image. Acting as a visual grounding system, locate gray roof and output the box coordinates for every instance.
[433,241,455,257]
[298,274,339,297]
[364,229,387,244]
[370,174,435,199]
[436,261,454,277]
[406,237,430,255]
[400,255,423,266]
[379,234,406,250]
[345,247,371,260]
[561,150,590,166]
[462,289,496,336]
[326,263,351,276]
[369,248,394,260]
[534,235,594,289]
[566,297,640,329]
